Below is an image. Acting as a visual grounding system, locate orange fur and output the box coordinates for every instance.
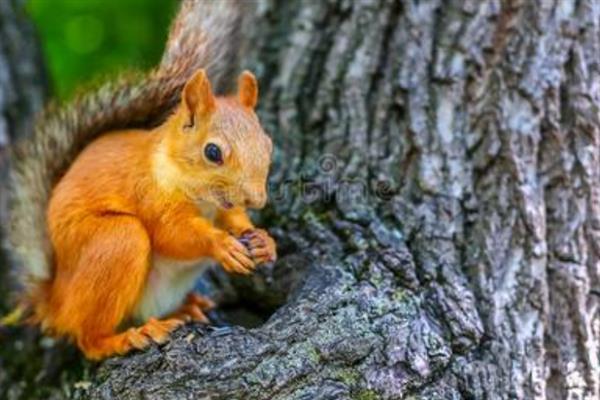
[238,70,258,109]
[42,70,277,360]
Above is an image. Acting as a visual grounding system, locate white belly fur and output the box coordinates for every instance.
[133,255,211,322]
[133,199,217,321]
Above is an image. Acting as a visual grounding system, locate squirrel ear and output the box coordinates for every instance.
[182,69,216,121]
[237,70,258,109]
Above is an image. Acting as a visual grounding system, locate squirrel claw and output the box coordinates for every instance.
[174,305,210,324]
[214,234,256,275]
[130,318,183,349]
[223,252,254,275]
[186,293,215,310]
[168,293,214,324]
[241,229,277,265]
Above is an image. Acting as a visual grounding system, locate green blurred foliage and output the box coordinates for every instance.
[27,0,178,100]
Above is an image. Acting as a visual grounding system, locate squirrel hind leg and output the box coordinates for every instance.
[78,317,184,360]
[46,214,152,357]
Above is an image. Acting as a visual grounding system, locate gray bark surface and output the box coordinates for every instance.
[86,0,600,399]
[0,1,67,400]
[0,0,47,287]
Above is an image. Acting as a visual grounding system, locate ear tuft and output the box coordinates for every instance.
[182,69,216,120]
[237,70,258,109]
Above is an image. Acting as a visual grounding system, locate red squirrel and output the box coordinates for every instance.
[6,0,275,360]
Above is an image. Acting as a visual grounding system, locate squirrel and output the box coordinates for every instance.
[3,0,276,360]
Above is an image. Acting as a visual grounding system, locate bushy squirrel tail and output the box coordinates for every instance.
[4,0,246,309]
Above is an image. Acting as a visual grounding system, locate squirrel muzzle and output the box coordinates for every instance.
[243,186,267,209]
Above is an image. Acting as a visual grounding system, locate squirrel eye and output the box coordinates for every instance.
[204,143,223,164]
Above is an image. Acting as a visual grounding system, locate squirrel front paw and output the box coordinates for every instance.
[213,232,256,275]
[240,229,277,264]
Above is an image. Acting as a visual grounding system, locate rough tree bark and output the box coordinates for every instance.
[0,2,76,400]
[0,0,47,293]
[82,0,600,399]
[4,0,600,399]
[0,1,70,400]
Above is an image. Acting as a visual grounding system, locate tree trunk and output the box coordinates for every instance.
[0,0,47,294]
[84,0,600,399]
[1,0,597,399]
[0,2,78,400]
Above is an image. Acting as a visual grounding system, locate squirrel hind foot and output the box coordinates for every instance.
[166,292,215,324]
[79,318,184,360]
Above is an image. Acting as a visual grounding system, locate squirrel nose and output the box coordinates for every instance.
[244,191,266,209]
